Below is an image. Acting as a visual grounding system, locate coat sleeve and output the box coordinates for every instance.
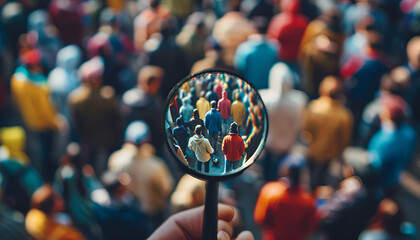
[206,139,214,154]
[188,137,194,151]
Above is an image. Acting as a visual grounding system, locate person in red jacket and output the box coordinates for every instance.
[222,122,245,172]
[254,156,320,240]
[218,90,232,136]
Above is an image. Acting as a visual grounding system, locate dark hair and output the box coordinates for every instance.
[176,117,183,126]
[193,109,199,118]
[289,164,302,188]
[195,125,203,135]
[31,184,57,215]
[211,100,217,108]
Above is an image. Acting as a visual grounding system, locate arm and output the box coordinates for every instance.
[206,139,214,154]
[188,138,194,152]
[222,137,227,155]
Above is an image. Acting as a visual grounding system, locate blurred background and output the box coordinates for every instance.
[0,0,420,239]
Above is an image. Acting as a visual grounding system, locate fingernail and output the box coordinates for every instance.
[217,231,230,240]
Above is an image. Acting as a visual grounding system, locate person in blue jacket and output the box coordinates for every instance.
[204,101,222,150]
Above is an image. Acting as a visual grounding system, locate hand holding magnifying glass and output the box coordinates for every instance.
[163,69,268,240]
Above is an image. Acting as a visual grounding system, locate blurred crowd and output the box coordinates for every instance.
[0,0,420,239]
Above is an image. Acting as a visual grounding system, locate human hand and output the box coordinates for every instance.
[148,204,254,240]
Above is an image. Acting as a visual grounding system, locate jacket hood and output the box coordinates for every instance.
[222,90,227,99]
[27,9,48,34]
[281,0,301,14]
[193,135,204,143]
[56,45,82,71]
[269,62,294,97]
[182,97,191,105]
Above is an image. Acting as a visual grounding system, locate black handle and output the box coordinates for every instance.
[202,180,219,240]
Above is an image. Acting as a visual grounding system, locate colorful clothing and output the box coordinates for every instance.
[11,66,58,131]
[25,209,85,240]
[254,181,319,240]
[304,97,353,163]
[230,100,246,127]
[196,97,211,120]
[188,135,214,162]
[222,133,245,162]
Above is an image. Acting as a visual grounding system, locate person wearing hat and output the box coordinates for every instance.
[222,122,245,172]
[188,125,214,173]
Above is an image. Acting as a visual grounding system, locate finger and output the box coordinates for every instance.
[218,204,235,222]
[149,204,235,240]
[217,230,231,240]
[236,231,254,240]
[217,219,233,237]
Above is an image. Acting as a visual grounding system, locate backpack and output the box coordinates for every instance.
[0,161,31,214]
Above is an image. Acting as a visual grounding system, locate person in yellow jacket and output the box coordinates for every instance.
[25,184,85,240]
[0,126,29,165]
[10,49,65,181]
[195,91,211,120]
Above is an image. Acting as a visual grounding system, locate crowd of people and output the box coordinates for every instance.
[0,0,420,239]
[167,71,264,174]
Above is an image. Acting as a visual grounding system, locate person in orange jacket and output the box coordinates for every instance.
[222,122,245,172]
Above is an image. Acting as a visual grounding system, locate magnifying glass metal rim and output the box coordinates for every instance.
[163,68,269,182]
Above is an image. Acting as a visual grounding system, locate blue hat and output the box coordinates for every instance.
[124,120,150,145]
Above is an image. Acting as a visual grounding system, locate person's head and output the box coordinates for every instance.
[319,75,342,99]
[124,120,151,147]
[249,91,258,106]
[211,100,217,109]
[407,36,420,70]
[78,56,104,88]
[370,198,403,236]
[380,94,407,126]
[20,49,43,72]
[150,0,161,8]
[355,14,376,33]
[229,122,238,134]
[280,153,305,189]
[0,126,26,152]
[195,125,203,136]
[56,44,82,71]
[182,97,191,105]
[366,30,383,51]
[288,163,302,189]
[268,62,294,96]
[31,184,64,215]
[222,90,227,99]
[137,65,164,95]
[101,170,131,197]
[200,91,206,98]
[380,66,410,96]
[176,117,183,126]
[193,109,199,119]
[234,91,241,101]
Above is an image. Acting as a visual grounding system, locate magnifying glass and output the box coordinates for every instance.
[163,69,268,240]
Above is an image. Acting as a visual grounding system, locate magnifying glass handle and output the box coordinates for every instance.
[202,180,219,240]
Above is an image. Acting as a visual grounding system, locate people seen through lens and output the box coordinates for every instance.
[167,72,265,174]
[0,0,419,239]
